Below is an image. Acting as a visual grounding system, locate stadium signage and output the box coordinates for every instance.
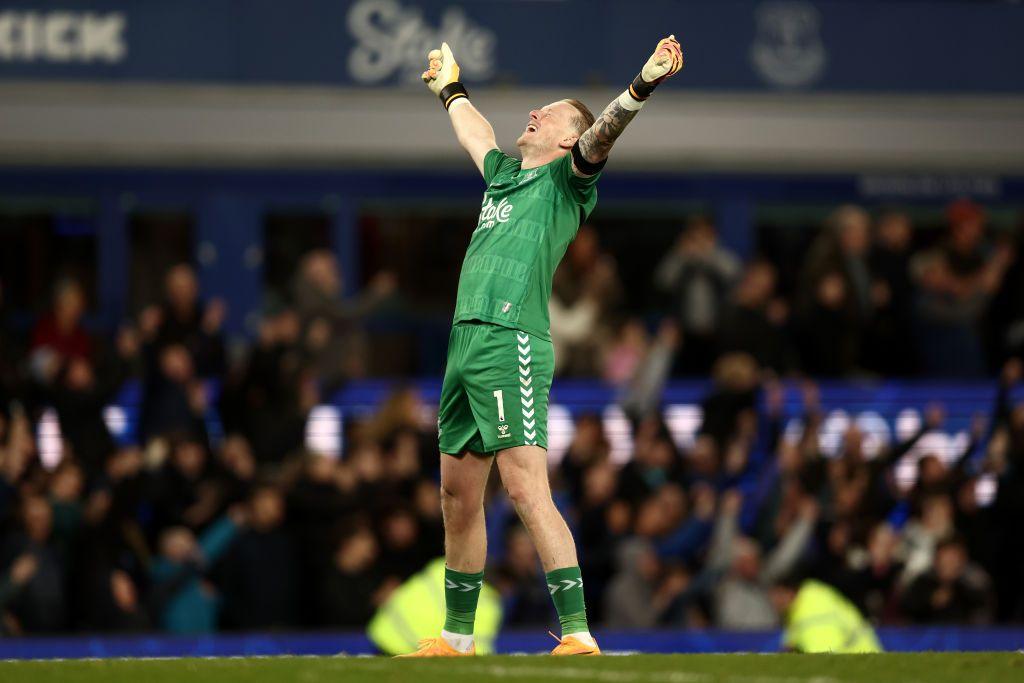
[346,0,496,84]
[0,1,1021,94]
[750,1,826,89]
[0,10,125,63]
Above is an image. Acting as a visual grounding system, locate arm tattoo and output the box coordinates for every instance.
[577,98,639,164]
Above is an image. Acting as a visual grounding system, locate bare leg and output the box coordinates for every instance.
[441,451,493,572]
[496,444,578,571]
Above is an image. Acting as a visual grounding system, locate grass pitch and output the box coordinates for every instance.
[1,652,1021,683]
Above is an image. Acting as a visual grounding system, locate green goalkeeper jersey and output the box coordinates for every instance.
[453,148,601,340]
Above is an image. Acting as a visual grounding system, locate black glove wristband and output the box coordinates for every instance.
[571,141,607,176]
[439,82,469,111]
[628,73,659,102]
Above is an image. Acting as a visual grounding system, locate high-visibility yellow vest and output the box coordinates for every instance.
[783,580,883,654]
[367,557,503,655]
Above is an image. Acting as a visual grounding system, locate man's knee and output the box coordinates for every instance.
[502,467,549,512]
[441,481,482,525]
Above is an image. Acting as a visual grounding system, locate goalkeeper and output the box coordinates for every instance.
[401,36,684,657]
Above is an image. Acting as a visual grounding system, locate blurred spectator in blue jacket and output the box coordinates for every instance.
[148,513,239,634]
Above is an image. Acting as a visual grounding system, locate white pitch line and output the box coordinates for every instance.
[352,659,847,683]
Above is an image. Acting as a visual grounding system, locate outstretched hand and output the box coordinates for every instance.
[641,35,684,85]
[422,42,461,97]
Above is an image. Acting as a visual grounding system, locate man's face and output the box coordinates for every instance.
[935,544,967,583]
[732,538,762,581]
[166,265,198,309]
[516,101,579,155]
[23,497,53,542]
[251,489,284,531]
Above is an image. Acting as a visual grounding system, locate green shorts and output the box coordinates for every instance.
[438,321,553,455]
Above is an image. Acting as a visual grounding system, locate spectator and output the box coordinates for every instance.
[558,413,610,502]
[796,271,862,376]
[601,319,650,388]
[718,260,791,373]
[493,524,550,626]
[550,226,623,376]
[617,428,686,506]
[43,329,138,478]
[574,461,628,620]
[900,494,957,585]
[985,358,1024,620]
[801,205,873,320]
[0,554,39,636]
[797,206,873,376]
[219,487,296,630]
[102,570,150,632]
[218,309,315,464]
[655,216,741,373]
[865,211,918,375]
[70,484,152,634]
[911,199,1012,376]
[826,522,904,623]
[138,343,209,444]
[367,386,437,476]
[320,522,388,628]
[604,538,688,629]
[292,250,395,388]
[146,438,228,533]
[617,320,681,421]
[987,220,1024,365]
[1,408,39,522]
[30,279,92,384]
[702,491,817,630]
[826,404,939,526]
[139,264,226,378]
[0,496,67,633]
[698,353,759,448]
[376,506,434,583]
[902,536,993,624]
[148,513,239,634]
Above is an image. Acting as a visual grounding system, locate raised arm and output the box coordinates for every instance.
[448,101,498,177]
[574,35,683,173]
[421,42,497,177]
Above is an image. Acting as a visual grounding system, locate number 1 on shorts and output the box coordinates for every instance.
[493,389,505,422]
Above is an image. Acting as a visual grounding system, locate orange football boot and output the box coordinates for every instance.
[549,631,601,656]
[396,637,475,657]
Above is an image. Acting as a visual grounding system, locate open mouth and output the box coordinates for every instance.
[525,123,538,133]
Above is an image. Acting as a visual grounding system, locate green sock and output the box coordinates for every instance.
[546,566,589,635]
[443,566,484,635]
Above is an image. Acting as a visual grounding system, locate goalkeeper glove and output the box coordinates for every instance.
[619,35,684,111]
[422,42,469,112]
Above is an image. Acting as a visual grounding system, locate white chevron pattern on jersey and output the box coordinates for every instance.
[547,578,584,594]
[446,578,482,592]
[517,332,536,445]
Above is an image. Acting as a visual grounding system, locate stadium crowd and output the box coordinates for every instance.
[553,200,1024,379]
[0,200,1023,636]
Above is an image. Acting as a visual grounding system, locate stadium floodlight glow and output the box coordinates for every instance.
[304,405,343,459]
